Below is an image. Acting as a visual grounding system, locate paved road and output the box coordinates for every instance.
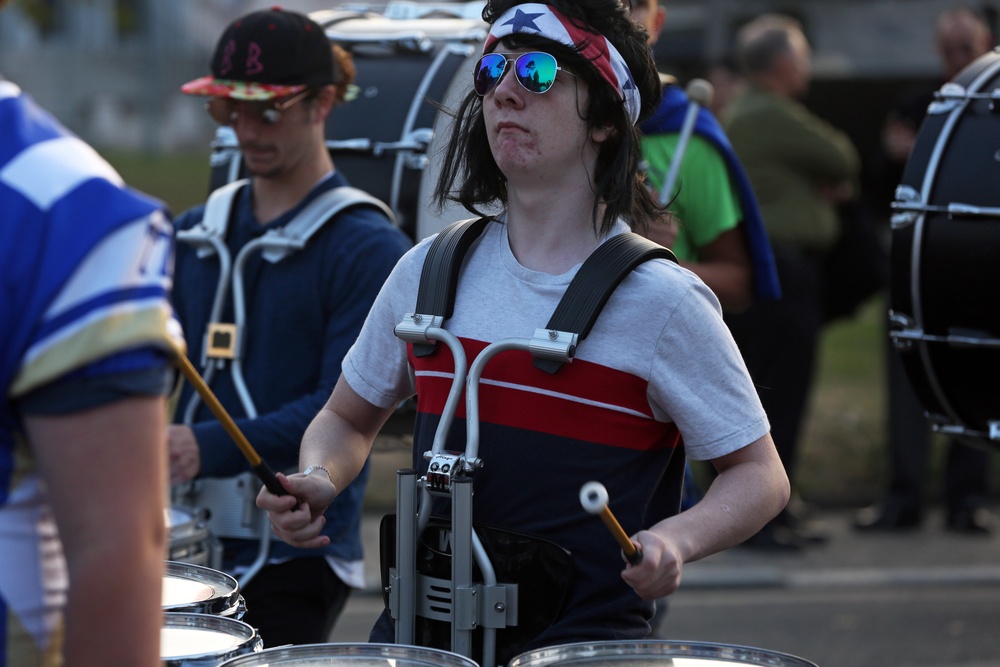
[330,584,1000,667]
[658,583,1000,667]
[324,508,1000,667]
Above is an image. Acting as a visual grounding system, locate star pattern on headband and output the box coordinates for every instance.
[502,8,545,33]
[623,69,637,94]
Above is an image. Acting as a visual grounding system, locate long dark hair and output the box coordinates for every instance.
[432,0,663,237]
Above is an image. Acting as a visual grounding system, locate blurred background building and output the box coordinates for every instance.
[2,0,998,154]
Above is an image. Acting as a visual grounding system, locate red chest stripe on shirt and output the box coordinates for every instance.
[408,338,679,451]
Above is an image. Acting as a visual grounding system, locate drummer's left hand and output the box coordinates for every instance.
[620,529,683,600]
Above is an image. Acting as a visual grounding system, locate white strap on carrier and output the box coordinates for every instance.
[185,178,396,262]
[172,179,395,587]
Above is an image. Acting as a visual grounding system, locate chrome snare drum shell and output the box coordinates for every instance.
[217,642,482,667]
[166,506,214,566]
[163,560,246,619]
[161,612,262,667]
[508,640,820,667]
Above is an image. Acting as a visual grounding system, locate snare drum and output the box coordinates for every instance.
[161,612,262,667]
[509,640,819,667]
[208,7,487,242]
[167,506,213,566]
[163,560,247,619]
[217,642,481,667]
[891,48,1000,442]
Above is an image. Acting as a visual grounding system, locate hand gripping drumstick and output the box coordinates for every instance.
[175,353,289,500]
[580,481,643,565]
[658,78,715,208]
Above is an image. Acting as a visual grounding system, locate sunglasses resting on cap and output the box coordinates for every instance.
[473,51,577,96]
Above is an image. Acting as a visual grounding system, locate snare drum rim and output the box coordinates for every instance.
[216,642,482,667]
[162,612,262,662]
[163,561,241,616]
[508,639,820,667]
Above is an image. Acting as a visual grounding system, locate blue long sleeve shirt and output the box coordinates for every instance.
[172,171,411,564]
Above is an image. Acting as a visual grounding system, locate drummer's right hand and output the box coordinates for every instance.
[255,471,334,549]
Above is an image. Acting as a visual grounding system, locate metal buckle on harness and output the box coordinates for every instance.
[528,328,578,364]
[205,323,239,359]
[395,313,446,345]
[426,451,477,493]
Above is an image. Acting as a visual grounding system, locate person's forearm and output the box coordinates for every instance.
[298,406,372,493]
[649,445,789,563]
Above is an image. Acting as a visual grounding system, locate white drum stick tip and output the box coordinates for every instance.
[580,481,609,515]
[686,78,715,108]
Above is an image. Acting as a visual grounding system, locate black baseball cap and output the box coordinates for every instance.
[181,7,334,100]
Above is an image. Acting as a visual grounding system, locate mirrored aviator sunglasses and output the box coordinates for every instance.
[473,51,572,96]
[205,89,311,127]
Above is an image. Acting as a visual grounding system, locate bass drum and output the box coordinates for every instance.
[891,48,1000,444]
[508,640,819,667]
[209,7,487,242]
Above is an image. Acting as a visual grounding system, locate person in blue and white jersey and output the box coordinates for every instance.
[1,37,180,666]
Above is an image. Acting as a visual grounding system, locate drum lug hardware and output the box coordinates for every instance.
[891,186,922,229]
[402,128,434,170]
[888,311,917,350]
[928,82,967,114]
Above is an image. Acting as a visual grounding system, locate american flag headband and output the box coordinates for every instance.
[483,3,641,125]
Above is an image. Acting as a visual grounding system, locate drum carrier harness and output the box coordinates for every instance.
[172,178,395,587]
[387,217,676,667]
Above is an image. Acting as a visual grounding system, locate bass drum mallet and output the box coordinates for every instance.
[658,77,715,207]
[580,480,643,565]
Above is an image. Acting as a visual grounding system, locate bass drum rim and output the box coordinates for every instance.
[415,48,503,241]
[508,640,820,667]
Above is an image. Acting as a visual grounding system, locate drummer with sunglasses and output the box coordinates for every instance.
[171,7,411,649]
[258,0,788,659]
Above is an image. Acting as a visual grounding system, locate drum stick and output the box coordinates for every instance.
[580,481,643,565]
[658,78,715,207]
[174,353,288,499]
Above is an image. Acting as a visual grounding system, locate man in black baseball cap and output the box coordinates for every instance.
[171,5,411,650]
[182,6,337,100]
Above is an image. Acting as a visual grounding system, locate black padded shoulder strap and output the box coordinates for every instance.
[412,216,492,358]
[534,233,677,374]
[412,222,676,367]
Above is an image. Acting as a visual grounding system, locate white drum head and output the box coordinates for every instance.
[163,561,242,617]
[216,642,482,667]
[508,640,819,667]
[161,613,261,666]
